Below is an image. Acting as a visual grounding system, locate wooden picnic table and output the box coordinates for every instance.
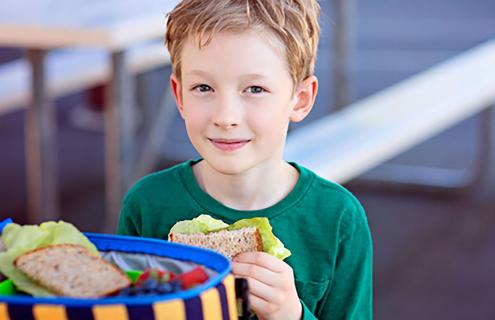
[0,0,179,231]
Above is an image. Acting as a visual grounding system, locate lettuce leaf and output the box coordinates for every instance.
[227,218,291,260]
[0,221,98,297]
[168,214,229,236]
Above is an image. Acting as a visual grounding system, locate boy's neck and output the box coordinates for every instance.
[192,159,299,211]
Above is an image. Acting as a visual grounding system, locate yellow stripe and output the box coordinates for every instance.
[33,305,67,320]
[224,275,238,320]
[0,303,9,320]
[200,287,223,320]
[153,300,186,320]
[93,304,128,320]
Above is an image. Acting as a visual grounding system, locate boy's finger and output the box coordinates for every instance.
[231,261,279,286]
[242,276,277,302]
[233,252,285,272]
[248,292,273,317]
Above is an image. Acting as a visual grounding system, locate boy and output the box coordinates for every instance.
[118,0,372,319]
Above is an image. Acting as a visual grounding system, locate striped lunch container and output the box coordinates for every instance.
[0,234,246,320]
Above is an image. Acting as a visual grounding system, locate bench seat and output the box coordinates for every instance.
[285,39,495,183]
[0,41,170,116]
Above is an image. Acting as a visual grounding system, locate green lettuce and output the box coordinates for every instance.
[227,218,291,260]
[168,214,229,235]
[170,215,291,260]
[0,221,98,297]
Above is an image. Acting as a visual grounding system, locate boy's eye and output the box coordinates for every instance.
[193,84,212,92]
[246,86,266,94]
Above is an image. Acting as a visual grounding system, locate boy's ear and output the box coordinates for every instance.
[170,73,185,118]
[289,75,318,123]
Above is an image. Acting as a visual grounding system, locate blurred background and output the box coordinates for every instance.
[1,0,495,319]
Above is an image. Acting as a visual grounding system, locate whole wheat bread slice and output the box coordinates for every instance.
[169,227,263,259]
[14,244,130,298]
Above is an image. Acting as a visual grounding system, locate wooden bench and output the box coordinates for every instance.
[0,41,170,116]
[285,39,495,185]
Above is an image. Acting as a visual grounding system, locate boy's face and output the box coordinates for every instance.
[171,30,316,175]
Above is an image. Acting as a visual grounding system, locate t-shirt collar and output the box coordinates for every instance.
[178,158,313,223]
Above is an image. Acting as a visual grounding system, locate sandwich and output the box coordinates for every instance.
[170,227,263,260]
[14,244,131,298]
[168,215,291,260]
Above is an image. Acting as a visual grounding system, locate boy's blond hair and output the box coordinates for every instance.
[165,0,320,88]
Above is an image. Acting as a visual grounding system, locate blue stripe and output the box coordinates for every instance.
[184,296,203,320]
[216,283,230,320]
[66,306,94,320]
[8,304,34,320]
[127,304,155,320]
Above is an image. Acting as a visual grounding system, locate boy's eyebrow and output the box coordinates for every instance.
[185,70,269,80]
[185,70,211,77]
[239,73,270,80]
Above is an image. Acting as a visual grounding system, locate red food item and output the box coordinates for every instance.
[135,267,208,290]
[136,269,152,285]
[178,267,209,289]
[136,268,177,285]
[157,270,166,278]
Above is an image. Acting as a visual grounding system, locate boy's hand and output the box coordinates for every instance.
[232,252,302,320]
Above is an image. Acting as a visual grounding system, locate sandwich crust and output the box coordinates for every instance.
[14,244,130,298]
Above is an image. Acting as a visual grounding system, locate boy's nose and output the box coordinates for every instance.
[212,94,242,129]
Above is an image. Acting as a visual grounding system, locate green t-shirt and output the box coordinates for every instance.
[118,159,373,319]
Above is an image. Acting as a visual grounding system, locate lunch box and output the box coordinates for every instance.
[0,231,249,320]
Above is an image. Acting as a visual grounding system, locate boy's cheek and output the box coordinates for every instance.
[182,109,207,126]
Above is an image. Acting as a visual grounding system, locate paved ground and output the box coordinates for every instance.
[1,1,495,319]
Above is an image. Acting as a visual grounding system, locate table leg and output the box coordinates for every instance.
[332,0,355,110]
[105,50,135,232]
[25,49,59,223]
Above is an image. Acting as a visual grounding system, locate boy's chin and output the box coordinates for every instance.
[203,157,258,176]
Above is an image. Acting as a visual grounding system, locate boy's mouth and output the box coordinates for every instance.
[208,138,251,152]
